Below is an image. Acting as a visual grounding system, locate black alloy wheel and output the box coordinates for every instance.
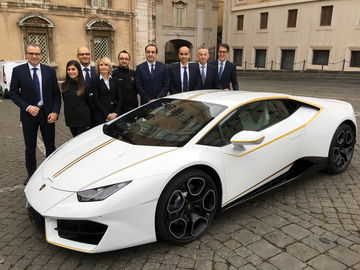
[155,168,218,243]
[326,123,355,174]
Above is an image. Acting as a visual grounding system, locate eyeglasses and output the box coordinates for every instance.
[119,57,130,61]
[218,51,228,54]
[78,53,91,56]
[27,52,42,56]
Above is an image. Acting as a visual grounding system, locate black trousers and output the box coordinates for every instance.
[21,109,55,177]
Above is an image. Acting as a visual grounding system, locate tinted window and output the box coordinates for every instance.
[199,99,301,147]
[267,100,291,126]
[104,98,226,147]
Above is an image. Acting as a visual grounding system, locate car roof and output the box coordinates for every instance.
[170,90,293,108]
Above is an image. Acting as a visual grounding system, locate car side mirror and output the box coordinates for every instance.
[230,131,265,151]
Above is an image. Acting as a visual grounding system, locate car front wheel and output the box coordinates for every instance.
[326,123,355,174]
[155,168,218,244]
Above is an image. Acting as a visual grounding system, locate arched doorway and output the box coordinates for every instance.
[165,39,193,64]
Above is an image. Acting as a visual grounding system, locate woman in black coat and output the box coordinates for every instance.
[61,60,92,137]
[93,56,123,125]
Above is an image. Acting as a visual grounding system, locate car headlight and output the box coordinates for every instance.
[77,181,132,202]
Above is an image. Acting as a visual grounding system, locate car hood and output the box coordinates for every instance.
[41,132,176,191]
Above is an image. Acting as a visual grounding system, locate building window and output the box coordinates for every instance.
[173,1,186,26]
[287,9,297,28]
[255,49,266,68]
[94,36,110,60]
[91,0,108,8]
[312,50,330,65]
[28,33,50,64]
[86,19,114,61]
[260,12,268,29]
[350,51,360,67]
[18,15,54,65]
[320,6,333,26]
[233,49,243,66]
[237,15,244,31]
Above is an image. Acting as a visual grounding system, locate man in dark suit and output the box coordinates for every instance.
[77,47,97,86]
[136,44,170,104]
[169,46,199,94]
[210,43,239,90]
[195,47,221,90]
[9,44,61,184]
[77,47,96,125]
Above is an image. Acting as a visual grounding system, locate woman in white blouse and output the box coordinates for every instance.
[93,56,123,125]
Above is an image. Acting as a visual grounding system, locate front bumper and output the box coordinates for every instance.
[27,198,158,253]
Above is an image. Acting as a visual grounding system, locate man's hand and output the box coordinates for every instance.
[47,113,58,123]
[27,105,40,116]
[106,113,117,121]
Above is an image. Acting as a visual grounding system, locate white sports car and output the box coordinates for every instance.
[26,90,357,253]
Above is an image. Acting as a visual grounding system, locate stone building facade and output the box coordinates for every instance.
[0,0,134,78]
[154,0,220,63]
[223,0,360,72]
[0,0,220,78]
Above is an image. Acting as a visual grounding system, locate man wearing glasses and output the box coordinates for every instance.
[112,50,138,114]
[9,44,61,185]
[76,47,96,125]
[210,43,239,90]
[76,47,96,86]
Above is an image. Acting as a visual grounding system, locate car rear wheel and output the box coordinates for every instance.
[326,123,355,174]
[155,168,218,244]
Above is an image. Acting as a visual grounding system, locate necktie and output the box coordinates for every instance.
[32,68,41,103]
[150,64,155,76]
[219,62,224,79]
[84,67,91,85]
[201,65,206,84]
[182,66,188,92]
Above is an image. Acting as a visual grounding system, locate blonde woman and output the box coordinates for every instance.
[93,57,123,125]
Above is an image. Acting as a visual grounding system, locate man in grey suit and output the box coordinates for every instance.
[210,43,239,90]
[195,47,221,90]
[136,44,170,104]
[9,44,61,185]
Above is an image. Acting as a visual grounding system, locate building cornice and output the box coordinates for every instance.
[0,1,134,17]
[232,0,334,11]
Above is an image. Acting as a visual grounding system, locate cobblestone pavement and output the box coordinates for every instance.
[0,77,359,270]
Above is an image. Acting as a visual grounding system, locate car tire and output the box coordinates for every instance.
[155,168,218,244]
[326,123,355,174]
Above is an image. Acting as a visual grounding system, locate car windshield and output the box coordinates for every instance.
[103,98,226,147]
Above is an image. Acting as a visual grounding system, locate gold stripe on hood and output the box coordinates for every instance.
[45,148,178,213]
[52,138,116,178]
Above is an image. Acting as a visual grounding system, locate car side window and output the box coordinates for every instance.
[266,99,300,126]
[238,101,269,131]
[198,100,301,147]
[199,101,267,147]
[199,109,243,147]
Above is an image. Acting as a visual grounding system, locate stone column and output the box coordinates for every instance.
[134,0,156,64]
[195,0,205,49]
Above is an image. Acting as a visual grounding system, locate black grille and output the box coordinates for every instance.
[56,220,108,245]
[28,206,45,233]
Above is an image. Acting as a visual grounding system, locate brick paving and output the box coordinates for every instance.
[0,77,359,269]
